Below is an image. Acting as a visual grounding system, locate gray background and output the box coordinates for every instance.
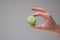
[0,0,60,40]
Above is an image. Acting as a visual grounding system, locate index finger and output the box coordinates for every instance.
[32,7,47,12]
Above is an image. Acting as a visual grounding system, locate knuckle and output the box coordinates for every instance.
[48,14,51,16]
[47,14,51,18]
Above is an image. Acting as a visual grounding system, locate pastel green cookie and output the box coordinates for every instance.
[27,16,37,25]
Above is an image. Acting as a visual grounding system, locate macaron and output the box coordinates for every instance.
[27,15,37,25]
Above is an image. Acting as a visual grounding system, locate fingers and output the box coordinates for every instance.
[31,7,50,30]
[31,7,48,19]
[32,7,47,12]
[31,12,47,30]
[32,12,47,19]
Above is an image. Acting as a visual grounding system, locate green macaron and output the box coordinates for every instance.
[27,15,37,25]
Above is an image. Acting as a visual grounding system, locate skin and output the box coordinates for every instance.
[30,7,60,34]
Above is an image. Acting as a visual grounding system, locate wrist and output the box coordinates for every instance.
[54,24,60,34]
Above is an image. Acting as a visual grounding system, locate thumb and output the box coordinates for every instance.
[31,24,46,30]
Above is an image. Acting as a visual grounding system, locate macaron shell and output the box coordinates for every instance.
[27,16,37,25]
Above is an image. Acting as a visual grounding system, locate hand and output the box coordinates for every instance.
[31,7,57,32]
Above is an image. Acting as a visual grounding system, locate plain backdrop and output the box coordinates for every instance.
[0,0,60,40]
